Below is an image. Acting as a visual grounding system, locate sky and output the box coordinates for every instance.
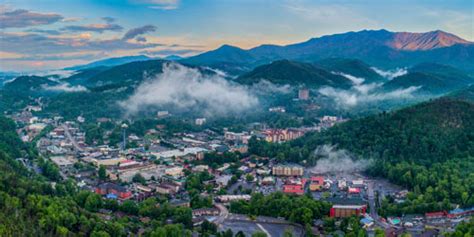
[1,0,473,72]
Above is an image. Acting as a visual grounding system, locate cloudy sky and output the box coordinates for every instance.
[1,0,473,71]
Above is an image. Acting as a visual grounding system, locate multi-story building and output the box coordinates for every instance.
[95,183,132,200]
[272,164,304,176]
[330,204,367,218]
[262,128,305,143]
[298,88,309,100]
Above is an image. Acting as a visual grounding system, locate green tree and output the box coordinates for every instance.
[132,173,146,185]
[98,165,107,180]
[84,193,102,212]
[252,231,268,237]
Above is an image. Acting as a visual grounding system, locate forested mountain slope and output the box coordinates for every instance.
[249,99,474,214]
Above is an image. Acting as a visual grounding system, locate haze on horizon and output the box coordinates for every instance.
[1,0,473,72]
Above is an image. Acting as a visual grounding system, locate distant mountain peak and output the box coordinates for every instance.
[65,55,151,71]
[389,30,471,51]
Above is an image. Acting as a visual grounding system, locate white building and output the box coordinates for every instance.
[195,118,206,126]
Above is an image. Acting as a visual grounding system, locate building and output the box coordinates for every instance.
[447,207,474,218]
[231,144,248,153]
[330,204,367,218]
[95,183,132,200]
[224,131,251,144]
[268,106,286,113]
[309,176,325,191]
[157,111,169,118]
[193,165,209,172]
[262,128,305,143]
[192,208,220,217]
[348,187,361,194]
[151,147,207,159]
[272,164,304,176]
[91,157,127,167]
[283,184,305,195]
[216,195,251,203]
[261,176,275,185]
[118,159,141,169]
[169,199,191,208]
[425,211,446,219]
[165,166,183,177]
[351,180,365,188]
[338,179,347,190]
[283,178,307,195]
[195,118,206,125]
[154,183,180,195]
[298,88,309,100]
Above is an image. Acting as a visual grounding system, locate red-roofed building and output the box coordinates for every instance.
[283,184,305,195]
[348,187,361,194]
[283,178,307,195]
[310,176,324,191]
[425,211,446,219]
[95,183,132,200]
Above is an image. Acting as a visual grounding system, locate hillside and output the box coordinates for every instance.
[82,59,169,87]
[307,98,474,213]
[448,85,474,102]
[306,99,474,164]
[383,63,473,94]
[80,59,219,88]
[63,66,109,85]
[315,58,384,83]
[248,98,474,214]
[4,76,58,92]
[237,60,353,88]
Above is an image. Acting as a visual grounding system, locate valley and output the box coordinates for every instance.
[0,3,473,236]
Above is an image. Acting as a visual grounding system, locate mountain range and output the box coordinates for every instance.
[64,55,183,71]
[183,29,473,74]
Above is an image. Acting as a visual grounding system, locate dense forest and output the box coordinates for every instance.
[249,98,474,214]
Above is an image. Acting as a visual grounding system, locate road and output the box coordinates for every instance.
[62,124,84,152]
[367,181,390,229]
[214,203,229,226]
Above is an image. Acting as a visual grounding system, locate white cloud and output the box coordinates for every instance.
[34,69,76,79]
[332,71,365,85]
[42,83,88,92]
[371,67,408,80]
[310,145,373,173]
[120,62,258,116]
[132,0,180,10]
[319,85,420,107]
[319,72,419,107]
[250,80,292,95]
